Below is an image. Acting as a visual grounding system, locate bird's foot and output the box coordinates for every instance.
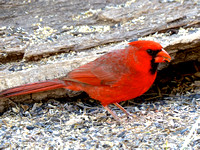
[103,105,120,122]
[113,102,132,117]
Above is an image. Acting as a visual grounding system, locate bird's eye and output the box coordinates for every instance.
[147,49,154,55]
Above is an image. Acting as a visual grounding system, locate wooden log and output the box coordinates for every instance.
[0,0,200,112]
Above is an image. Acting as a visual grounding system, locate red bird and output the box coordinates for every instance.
[0,41,171,121]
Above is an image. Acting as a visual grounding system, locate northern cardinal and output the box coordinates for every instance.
[0,41,171,121]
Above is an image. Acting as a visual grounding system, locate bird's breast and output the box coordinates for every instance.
[84,72,157,106]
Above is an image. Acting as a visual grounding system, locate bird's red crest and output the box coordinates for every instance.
[129,40,163,51]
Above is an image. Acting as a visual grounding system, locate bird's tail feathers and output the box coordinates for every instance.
[0,79,65,98]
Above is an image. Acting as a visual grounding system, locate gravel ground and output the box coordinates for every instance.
[0,92,200,149]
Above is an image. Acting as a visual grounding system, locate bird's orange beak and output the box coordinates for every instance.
[155,49,171,63]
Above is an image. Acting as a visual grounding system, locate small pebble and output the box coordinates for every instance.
[26,126,35,130]
[117,131,126,138]
[197,128,200,134]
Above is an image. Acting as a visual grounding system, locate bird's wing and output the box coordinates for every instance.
[63,49,131,86]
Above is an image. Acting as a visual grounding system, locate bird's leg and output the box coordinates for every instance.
[113,102,131,116]
[103,105,120,122]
